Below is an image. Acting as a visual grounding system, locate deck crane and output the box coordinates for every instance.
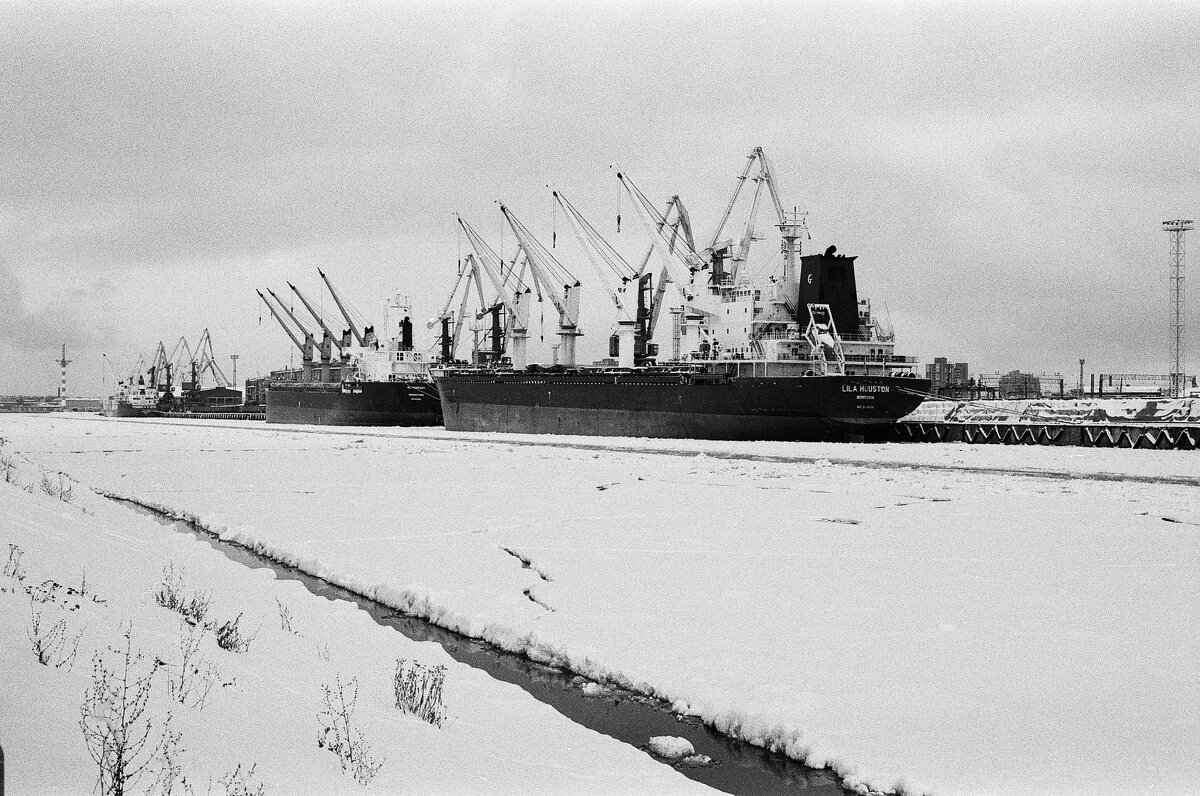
[257,289,316,381]
[642,196,696,343]
[498,203,583,366]
[706,146,806,284]
[456,214,534,369]
[319,268,373,348]
[268,287,334,381]
[289,281,351,356]
[552,189,701,366]
[552,190,641,368]
[615,171,707,302]
[483,247,534,365]
[427,254,491,364]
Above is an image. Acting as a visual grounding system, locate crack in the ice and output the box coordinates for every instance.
[522,587,556,612]
[501,546,552,582]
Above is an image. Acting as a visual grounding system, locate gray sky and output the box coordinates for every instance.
[3,0,1198,395]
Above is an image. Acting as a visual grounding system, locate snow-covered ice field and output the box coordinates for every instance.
[4,412,1199,794]
[0,416,710,795]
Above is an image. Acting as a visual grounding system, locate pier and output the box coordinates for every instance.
[887,398,1200,450]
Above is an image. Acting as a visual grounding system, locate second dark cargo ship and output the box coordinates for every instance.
[258,273,442,427]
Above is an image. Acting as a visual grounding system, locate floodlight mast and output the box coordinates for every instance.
[1163,219,1193,398]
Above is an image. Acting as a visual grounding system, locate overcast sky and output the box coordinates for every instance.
[3,0,1199,396]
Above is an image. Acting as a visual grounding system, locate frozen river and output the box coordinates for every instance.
[5,413,1199,794]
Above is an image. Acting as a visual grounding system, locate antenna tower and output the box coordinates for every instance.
[1163,219,1192,398]
[55,342,72,405]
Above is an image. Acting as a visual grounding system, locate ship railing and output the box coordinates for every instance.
[843,353,919,364]
[751,330,889,343]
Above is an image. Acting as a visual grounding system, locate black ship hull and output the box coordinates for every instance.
[435,370,929,441]
[266,380,443,426]
[101,400,160,418]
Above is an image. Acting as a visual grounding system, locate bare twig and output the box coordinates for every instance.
[28,598,81,669]
[79,626,164,795]
[167,624,219,711]
[317,674,384,784]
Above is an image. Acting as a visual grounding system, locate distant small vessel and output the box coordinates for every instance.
[101,374,161,418]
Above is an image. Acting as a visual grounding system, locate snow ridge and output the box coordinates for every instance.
[96,490,875,793]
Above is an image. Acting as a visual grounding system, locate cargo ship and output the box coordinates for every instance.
[257,272,442,426]
[100,373,161,418]
[432,148,928,441]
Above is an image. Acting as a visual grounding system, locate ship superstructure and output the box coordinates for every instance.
[608,148,911,377]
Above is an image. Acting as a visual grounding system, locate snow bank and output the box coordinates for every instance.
[0,437,708,794]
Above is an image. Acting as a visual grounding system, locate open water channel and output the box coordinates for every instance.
[115,497,850,796]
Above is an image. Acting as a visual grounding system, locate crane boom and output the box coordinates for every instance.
[616,171,705,298]
[706,148,791,285]
[499,203,580,325]
[428,265,469,330]
[708,148,759,251]
[289,282,344,350]
[258,290,304,351]
[428,259,493,362]
[499,202,583,365]
[757,148,787,227]
[318,268,366,346]
[707,146,788,251]
[553,190,634,317]
[456,216,531,329]
[267,288,317,342]
[457,215,536,368]
[733,174,767,270]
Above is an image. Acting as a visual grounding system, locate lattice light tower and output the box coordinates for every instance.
[1164,219,1193,398]
[55,342,72,405]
